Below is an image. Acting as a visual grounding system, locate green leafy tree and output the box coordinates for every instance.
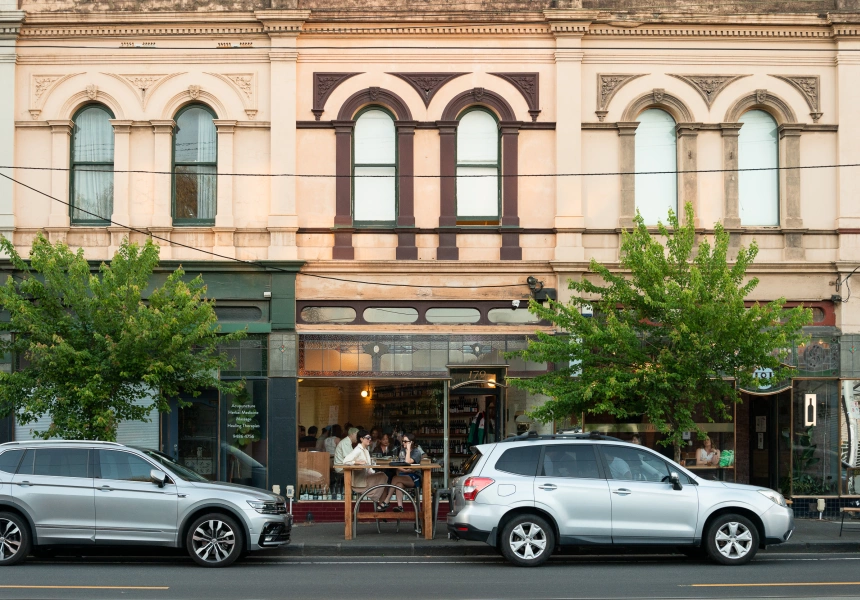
[510,203,812,459]
[0,234,245,441]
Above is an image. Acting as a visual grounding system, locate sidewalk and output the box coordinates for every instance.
[275,517,860,557]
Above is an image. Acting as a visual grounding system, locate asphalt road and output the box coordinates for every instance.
[3,552,860,600]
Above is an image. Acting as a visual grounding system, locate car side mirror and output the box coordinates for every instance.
[150,469,167,488]
[669,472,683,491]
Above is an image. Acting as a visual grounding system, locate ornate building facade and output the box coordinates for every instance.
[1,0,859,510]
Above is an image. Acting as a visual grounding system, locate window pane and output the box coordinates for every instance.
[739,110,779,226]
[488,309,541,325]
[457,110,498,164]
[842,380,860,495]
[0,449,23,474]
[635,109,677,225]
[175,107,217,163]
[72,164,113,222]
[225,380,268,490]
[354,110,395,165]
[33,449,89,479]
[426,308,481,324]
[363,307,419,324]
[354,166,395,221]
[73,106,114,163]
[175,165,216,221]
[456,166,498,218]
[300,306,356,324]
[17,449,34,475]
[602,446,670,482]
[494,446,541,476]
[99,450,154,482]
[540,445,600,479]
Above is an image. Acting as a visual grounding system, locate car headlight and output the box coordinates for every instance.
[758,490,787,507]
[247,500,283,514]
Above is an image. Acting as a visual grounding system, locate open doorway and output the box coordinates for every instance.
[746,390,791,492]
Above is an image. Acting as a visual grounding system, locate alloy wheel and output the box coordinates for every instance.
[715,521,753,560]
[191,519,236,564]
[508,522,547,560]
[0,518,22,562]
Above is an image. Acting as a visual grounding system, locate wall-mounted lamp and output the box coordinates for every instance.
[360,390,369,398]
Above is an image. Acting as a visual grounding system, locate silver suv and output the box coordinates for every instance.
[447,432,794,567]
[0,441,292,567]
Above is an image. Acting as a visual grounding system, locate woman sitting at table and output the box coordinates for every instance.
[696,436,721,466]
[380,432,423,513]
[342,429,388,506]
[375,433,396,457]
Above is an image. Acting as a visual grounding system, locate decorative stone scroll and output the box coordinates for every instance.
[102,73,184,109]
[29,73,84,119]
[312,72,362,120]
[595,73,646,121]
[388,72,468,107]
[770,75,822,122]
[668,74,749,107]
[206,72,258,119]
[490,73,540,121]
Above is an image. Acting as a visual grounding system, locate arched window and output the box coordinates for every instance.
[173,105,217,225]
[738,110,779,226]
[70,105,114,225]
[456,109,499,224]
[353,108,396,223]
[634,108,677,225]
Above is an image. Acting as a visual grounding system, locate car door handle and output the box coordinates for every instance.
[16,481,31,487]
[612,488,632,496]
[537,484,558,491]
[99,485,113,492]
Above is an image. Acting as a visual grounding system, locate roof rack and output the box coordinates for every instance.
[499,430,622,443]
[0,440,123,446]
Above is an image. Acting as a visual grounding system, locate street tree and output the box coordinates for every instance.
[510,203,812,459]
[0,234,245,441]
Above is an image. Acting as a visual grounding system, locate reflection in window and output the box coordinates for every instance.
[494,446,541,476]
[426,308,481,324]
[793,380,839,496]
[71,105,114,224]
[634,109,677,225]
[300,306,357,324]
[739,110,779,226]
[456,109,499,224]
[173,105,217,224]
[224,380,268,490]
[99,450,155,482]
[540,445,600,479]
[353,109,396,223]
[363,307,418,324]
[33,449,90,478]
[488,309,541,325]
[842,380,860,495]
[220,334,268,378]
[602,446,670,482]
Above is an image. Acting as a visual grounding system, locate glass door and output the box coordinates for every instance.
[161,389,220,481]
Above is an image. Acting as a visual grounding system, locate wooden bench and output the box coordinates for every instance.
[840,507,860,536]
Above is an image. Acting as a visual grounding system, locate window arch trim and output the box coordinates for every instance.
[455,106,501,225]
[621,89,694,123]
[171,103,218,226]
[724,90,797,125]
[351,105,399,226]
[69,103,116,226]
[441,87,516,122]
[337,87,413,121]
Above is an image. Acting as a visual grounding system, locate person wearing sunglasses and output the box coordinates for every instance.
[342,429,388,506]
[381,432,423,513]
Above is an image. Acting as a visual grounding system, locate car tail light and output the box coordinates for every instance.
[462,477,494,501]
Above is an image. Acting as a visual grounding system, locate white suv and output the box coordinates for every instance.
[447,432,794,567]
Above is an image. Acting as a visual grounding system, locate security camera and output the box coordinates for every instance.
[511,299,521,310]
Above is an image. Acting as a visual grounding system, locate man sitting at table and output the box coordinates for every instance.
[334,427,359,474]
[342,429,388,507]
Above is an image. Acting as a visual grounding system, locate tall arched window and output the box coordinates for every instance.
[173,105,217,225]
[456,109,499,225]
[353,108,396,223]
[738,110,779,226]
[635,108,677,225]
[70,105,114,225]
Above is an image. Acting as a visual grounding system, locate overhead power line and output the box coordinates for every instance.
[0,171,528,290]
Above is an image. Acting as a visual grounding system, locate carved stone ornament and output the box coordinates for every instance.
[770,74,822,122]
[206,72,257,119]
[102,73,184,108]
[312,72,362,120]
[369,86,380,101]
[188,85,201,100]
[30,73,85,119]
[388,72,468,107]
[668,74,749,107]
[473,87,485,102]
[490,73,540,121]
[756,89,768,104]
[86,84,98,100]
[653,88,665,103]
[596,73,646,120]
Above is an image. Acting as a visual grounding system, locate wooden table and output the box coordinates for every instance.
[337,463,441,540]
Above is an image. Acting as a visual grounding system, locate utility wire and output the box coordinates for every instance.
[0,171,529,290]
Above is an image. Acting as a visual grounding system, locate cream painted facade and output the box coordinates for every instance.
[3,0,858,330]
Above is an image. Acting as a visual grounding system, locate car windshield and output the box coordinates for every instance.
[135,448,209,483]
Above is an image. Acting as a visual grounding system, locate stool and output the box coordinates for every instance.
[840,507,860,536]
[432,487,452,539]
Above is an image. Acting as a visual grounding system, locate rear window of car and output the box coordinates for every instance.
[461,449,483,476]
[33,449,90,478]
[0,449,23,474]
[494,446,542,477]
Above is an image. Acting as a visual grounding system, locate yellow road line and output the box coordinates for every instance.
[0,585,168,590]
[692,582,860,588]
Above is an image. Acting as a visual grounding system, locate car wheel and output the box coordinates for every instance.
[705,514,759,565]
[500,514,555,567]
[0,512,31,566]
[186,514,244,568]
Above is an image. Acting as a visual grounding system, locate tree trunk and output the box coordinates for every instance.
[673,441,682,464]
